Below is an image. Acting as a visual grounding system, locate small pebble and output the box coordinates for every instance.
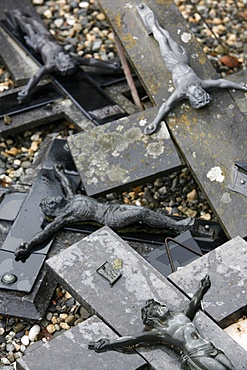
[46,324,56,334]
[28,325,41,342]
[60,322,70,330]
[21,161,32,169]
[21,335,29,347]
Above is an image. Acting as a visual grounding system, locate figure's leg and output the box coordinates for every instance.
[53,165,75,198]
[8,11,33,37]
[215,353,235,370]
[137,4,189,69]
[30,19,50,35]
[192,356,232,370]
[100,204,194,233]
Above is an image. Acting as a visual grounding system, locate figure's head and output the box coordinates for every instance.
[141,299,171,328]
[40,195,66,218]
[186,84,212,109]
[55,52,78,76]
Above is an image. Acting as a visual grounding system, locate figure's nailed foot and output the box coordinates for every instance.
[137,4,156,35]
[15,242,30,260]
[17,90,29,102]
[144,123,158,135]
[88,338,110,352]
[240,83,247,91]
[53,164,65,179]
[174,217,195,233]
[200,275,211,291]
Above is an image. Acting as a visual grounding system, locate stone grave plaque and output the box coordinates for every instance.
[168,236,247,325]
[16,315,147,370]
[68,108,182,196]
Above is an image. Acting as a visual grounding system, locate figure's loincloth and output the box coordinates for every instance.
[181,342,222,370]
[161,46,189,72]
[26,33,60,54]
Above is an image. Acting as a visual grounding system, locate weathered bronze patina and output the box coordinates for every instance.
[89,275,235,370]
[137,4,247,134]
[15,165,194,259]
[6,10,120,100]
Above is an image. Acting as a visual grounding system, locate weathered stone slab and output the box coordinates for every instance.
[227,69,247,119]
[168,236,247,325]
[68,108,182,196]
[0,267,56,321]
[98,0,247,239]
[16,315,147,370]
[46,226,247,369]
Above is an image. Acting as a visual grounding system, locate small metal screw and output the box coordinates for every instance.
[1,274,17,285]
[204,225,210,230]
[139,4,144,9]
[240,179,246,185]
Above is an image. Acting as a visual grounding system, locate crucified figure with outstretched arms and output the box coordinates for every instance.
[137,4,247,135]
[6,10,121,101]
[15,164,194,259]
[89,275,235,370]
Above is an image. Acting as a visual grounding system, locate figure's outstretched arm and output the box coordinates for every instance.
[18,65,52,100]
[89,329,163,352]
[145,90,181,134]
[15,213,76,259]
[53,165,75,198]
[183,275,211,321]
[203,79,247,92]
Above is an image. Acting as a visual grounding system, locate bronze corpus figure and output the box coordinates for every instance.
[6,10,120,101]
[15,165,194,259]
[137,4,247,135]
[89,275,235,370]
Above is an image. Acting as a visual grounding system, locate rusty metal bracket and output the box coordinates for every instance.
[229,162,247,197]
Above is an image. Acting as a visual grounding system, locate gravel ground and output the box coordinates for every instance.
[0,0,246,367]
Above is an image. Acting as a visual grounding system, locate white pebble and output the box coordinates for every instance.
[46,312,53,321]
[21,335,30,346]
[79,1,89,8]
[29,325,41,342]
[20,344,26,353]
[1,357,11,365]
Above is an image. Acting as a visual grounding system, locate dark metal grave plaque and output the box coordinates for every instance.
[0,192,26,221]
[0,249,46,292]
[1,169,65,255]
[0,83,63,119]
[145,231,202,277]
[0,139,80,294]
[43,138,78,174]
[96,261,122,286]
[54,70,126,125]
[228,162,247,198]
